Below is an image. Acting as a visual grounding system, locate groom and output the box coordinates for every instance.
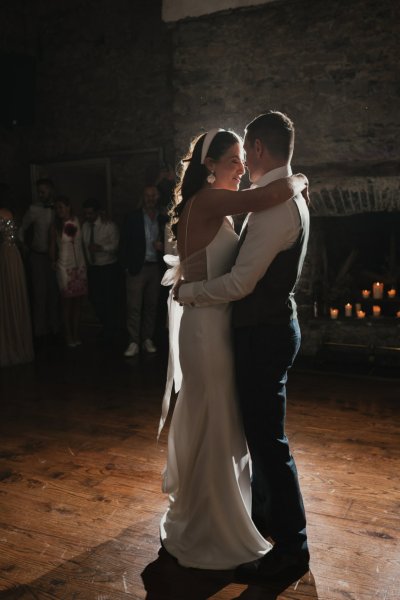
[176,111,310,580]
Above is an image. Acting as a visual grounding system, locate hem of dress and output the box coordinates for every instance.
[161,538,270,571]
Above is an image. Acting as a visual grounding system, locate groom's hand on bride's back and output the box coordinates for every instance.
[173,279,184,304]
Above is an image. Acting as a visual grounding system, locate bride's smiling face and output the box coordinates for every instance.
[208,142,245,191]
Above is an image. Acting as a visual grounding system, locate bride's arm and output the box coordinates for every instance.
[197,173,308,218]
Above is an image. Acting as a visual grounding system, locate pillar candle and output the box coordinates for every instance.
[372,305,381,318]
[387,288,396,298]
[330,308,339,320]
[344,303,352,317]
[372,282,384,299]
[361,289,371,298]
[357,310,366,319]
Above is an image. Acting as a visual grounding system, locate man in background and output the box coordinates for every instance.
[120,185,167,357]
[82,198,120,345]
[19,178,60,343]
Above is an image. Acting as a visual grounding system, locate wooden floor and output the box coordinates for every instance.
[0,334,399,600]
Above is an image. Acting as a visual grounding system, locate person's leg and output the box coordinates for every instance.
[141,265,160,344]
[234,319,307,551]
[61,297,73,345]
[46,256,60,335]
[29,253,48,337]
[71,296,82,343]
[102,263,120,341]
[88,266,106,329]
[125,270,144,344]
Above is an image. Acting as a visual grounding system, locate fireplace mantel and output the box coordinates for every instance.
[309,176,400,217]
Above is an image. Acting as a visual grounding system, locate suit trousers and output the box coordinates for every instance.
[29,252,60,337]
[233,318,307,550]
[87,263,120,341]
[126,263,160,344]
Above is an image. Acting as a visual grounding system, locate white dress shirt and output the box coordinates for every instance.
[179,165,305,307]
[82,217,119,266]
[18,203,54,253]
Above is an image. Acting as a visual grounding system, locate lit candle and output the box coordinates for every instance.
[372,282,384,299]
[330,308,339,320]
[361,289,371,298]
[344,303,352,317]
[396,311,400,318]
[357,310,366,319]
[387,288,396,298]
[372,305,381,318]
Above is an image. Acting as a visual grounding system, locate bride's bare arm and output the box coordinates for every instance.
[198,174,308,218]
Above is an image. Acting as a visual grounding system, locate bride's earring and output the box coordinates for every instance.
[207,171,216,184]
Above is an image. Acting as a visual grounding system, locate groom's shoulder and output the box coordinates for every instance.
[249,199,291,222]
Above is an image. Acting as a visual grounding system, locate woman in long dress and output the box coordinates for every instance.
[160,129,308,569]
[0,199,34,368]
[49,196,87,347]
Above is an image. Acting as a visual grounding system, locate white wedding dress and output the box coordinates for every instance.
[160,217,271,569]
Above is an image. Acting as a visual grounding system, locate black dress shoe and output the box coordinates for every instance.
[252,514,271,539]
[236,546,309,583]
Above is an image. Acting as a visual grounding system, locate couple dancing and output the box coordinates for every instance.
[159,111,310,582]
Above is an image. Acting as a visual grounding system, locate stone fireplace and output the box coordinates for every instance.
[297,172,400,368]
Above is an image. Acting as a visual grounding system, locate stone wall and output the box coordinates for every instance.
[1,0,398,217]
[171,0,399,170]
[0,0,173,219]
[169,0,400,361]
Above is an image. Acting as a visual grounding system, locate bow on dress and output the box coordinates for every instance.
[158,254,183,438]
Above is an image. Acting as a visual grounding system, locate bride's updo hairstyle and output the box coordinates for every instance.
[169,129,241,240]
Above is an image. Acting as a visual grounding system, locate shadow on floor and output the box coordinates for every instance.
[141,546,319,600]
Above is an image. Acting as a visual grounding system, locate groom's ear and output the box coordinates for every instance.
[254,138,263,158]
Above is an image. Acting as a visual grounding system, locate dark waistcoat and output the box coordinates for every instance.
[232,197,309,328]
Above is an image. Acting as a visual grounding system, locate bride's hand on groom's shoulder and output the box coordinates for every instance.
[301,186,311,206]
[297,174,310,206]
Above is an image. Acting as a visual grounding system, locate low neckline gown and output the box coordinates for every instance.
[160,218,271,569]
[0,216,34,367]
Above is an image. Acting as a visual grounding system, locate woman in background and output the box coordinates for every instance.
[50,196,87,347]
[0,183,34,367]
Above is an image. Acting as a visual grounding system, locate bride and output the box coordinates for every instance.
[160,128,308,569]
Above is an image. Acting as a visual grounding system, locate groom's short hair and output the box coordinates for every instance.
[245,111,294,161]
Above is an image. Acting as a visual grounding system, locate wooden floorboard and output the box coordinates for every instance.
[0,338,399,599]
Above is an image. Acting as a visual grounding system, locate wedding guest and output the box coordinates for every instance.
[156,163,176,213]
[18,178,60,341]
[119,185,167,357]
[144,163,175,214]
[49,196,87,347]
[0,184,34,367]
[82,198,120,344]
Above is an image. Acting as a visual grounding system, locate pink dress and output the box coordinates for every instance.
[56,218,87,298]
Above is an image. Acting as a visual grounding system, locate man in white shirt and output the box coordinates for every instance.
[177,112,310,581]
[82,199,120,344]
[19,178,60,340]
